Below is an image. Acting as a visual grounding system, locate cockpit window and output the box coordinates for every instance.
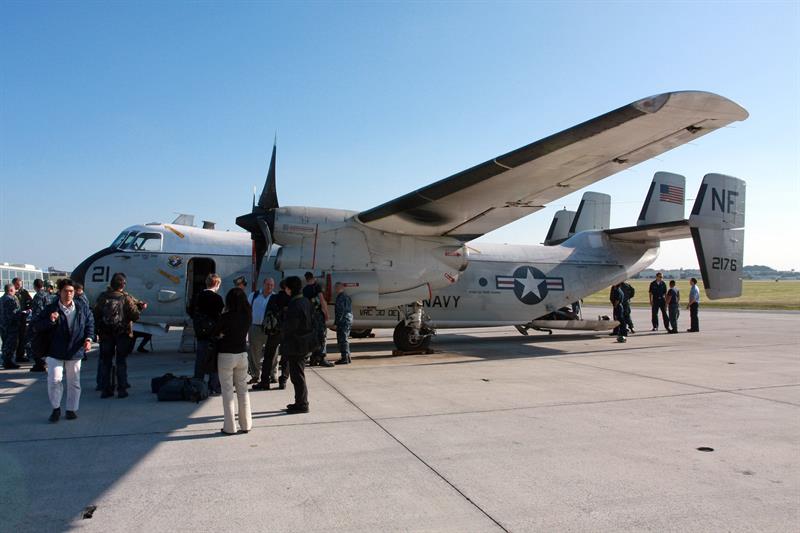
[120,232,139,250]
[130,232,162,252]
[110,232,129,249]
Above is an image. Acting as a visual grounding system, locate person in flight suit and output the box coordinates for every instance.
[666,279,680,333]
[303,272,333,367]
[333,282,353,365]
[648,272,668,331]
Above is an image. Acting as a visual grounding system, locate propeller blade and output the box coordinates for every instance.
[238,142,279,287]
[258,143,278,209]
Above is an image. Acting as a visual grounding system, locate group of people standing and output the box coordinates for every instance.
[610,273,701,342]
[648,273,701,333]
[191,271,353,435]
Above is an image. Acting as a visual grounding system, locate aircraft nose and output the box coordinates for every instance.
[72,247,115,285]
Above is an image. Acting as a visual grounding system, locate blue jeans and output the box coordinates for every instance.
[195,339,220,393]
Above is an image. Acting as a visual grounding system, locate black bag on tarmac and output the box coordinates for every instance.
[151,373,176,394]
[156,376,209,403]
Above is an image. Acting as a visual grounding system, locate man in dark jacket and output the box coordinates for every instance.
[192,273,224,395]
[13,277,33,363]
[93,273,144,399]
[269,280,292,390]
[1,283,23,369]
[29,279,56,372]
[33,278,95,422]
[282,276,313,413]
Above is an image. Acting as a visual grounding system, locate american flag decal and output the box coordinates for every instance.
[659,184,684,205]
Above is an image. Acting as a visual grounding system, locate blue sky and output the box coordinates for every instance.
[1,1,798,271]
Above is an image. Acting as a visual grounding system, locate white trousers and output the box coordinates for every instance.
[218,352,252,434]
[46,357,82,411]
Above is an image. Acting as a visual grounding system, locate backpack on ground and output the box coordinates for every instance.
[100,294,127,335]
[621,282,635,300]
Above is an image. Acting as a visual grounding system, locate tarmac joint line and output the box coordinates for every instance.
[310,367,510,533]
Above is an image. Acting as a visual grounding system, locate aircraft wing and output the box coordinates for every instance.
[356,91,748,240]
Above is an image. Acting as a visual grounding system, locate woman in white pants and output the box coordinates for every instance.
[209,287,253,435]
[32,279,95,422]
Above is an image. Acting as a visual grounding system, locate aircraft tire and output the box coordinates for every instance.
[393,322,431,352]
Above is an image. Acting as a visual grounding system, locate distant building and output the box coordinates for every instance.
[0,263,44,289]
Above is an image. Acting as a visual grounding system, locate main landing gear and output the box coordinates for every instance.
[393,301,434,352]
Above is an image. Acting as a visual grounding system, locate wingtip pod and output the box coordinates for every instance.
[689,173,747,299]
[634,91,749,121]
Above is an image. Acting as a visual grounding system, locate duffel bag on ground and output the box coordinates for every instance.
[151,373,176,394]
[183,377,209,403]
[156,376,209,403]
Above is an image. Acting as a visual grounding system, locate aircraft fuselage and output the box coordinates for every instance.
[73,223,658,333]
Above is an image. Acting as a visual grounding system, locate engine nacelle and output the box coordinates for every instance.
[271,206,469,307]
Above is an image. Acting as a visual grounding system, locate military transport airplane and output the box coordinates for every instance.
[72,90,748,351]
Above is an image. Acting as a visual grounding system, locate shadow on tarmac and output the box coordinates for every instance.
[0,343,210,531]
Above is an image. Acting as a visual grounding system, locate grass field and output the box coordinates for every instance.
[583,279,800,311]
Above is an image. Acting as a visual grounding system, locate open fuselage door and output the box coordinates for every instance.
[185,257,216,315]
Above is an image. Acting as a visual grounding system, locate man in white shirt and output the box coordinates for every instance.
[687,277,701,332]
[247,278,275,384]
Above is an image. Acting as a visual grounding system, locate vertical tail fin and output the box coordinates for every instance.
[637,171,686,225]
[544,209,576,245]
[568,192,611,235]
[689,173,746,299]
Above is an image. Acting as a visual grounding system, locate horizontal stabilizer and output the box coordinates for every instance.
[637,172,685,225]
[544,209,575,245]
[606,220,690,243]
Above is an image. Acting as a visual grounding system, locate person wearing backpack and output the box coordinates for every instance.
[666,279,680,333]
[610,283,628,343]
[93,273,144,399]
[191,273,224,395]
[209,287,252,435]
[303,272,333,367]
[33,278,95,422]
[620,281,635,334]
[283,276,313,413]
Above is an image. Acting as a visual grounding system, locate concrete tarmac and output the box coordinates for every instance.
[0,307,798,532]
